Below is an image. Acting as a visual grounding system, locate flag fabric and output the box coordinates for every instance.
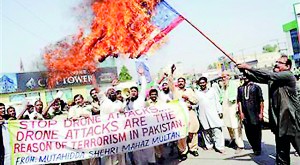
[135,57,156,98]
[140,0,184,54]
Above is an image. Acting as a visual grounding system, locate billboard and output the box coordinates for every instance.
[94,67,118,84]
[295,3,300,45]
[14,67,118,93]
[16,71,48,91]
[0,73,18,94]
[290,29,300,54]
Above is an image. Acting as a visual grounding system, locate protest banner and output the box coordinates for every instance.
[3,100,189,165]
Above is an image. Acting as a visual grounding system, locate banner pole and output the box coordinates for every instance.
[182,16,237,64]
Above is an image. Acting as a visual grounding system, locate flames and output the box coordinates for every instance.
[44,0,161,87]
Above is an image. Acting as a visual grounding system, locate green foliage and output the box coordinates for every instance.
[119,65,132,82]
[207,62,218,70]
[262,44,277,53]
[213,62,217,69]
[208,64,213,69]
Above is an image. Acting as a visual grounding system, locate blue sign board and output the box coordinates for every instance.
[0,73,18,94]
[290,29,300,54]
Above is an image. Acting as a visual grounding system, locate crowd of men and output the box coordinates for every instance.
[1,55,300,165]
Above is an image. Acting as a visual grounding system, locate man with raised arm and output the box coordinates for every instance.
[125,67,156,165]
[237,55,300,164]
[169,65,200,161]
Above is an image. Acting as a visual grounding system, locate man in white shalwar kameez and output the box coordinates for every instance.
[124,68,156,165]
[99,87,126,165]
[196,77,225,153]
[221,72,244,153]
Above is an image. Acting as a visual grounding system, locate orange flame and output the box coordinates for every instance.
[44,0,161,87]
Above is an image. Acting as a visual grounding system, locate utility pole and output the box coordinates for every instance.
[239,49,245,62]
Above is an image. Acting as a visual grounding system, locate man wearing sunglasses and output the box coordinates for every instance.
[237,55,300,165]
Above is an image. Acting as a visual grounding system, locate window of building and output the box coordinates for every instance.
[9,92,40,103]
[45,88,73,105]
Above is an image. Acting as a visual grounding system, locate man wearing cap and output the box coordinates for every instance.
[100,87,124,114]
[157,73,174,103]
[156,73,177,156]
[98,87,125,165]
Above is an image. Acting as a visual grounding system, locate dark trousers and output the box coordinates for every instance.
[0,126,4,165]
[0,154,3,165]
[275,134,300,165]
[0,150,3,165]
[244,122,262,152]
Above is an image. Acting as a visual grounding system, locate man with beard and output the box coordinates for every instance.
[156,73,177,157]
[116,90,124,102]
[6,106,17,120]
[238,55,300,164]
[237,76,264,155]
[221,72,244,153]
[196,77,225,153]
[146,89,165,164]
[100,87,125,115]
[0,103,5,165]
[90,88,101,115]
[169,65,199,161]
[125,68,156,165]
[159,81,174,103]
[68,94,92,120]
[99,87,125,165]
[157,73,174,103]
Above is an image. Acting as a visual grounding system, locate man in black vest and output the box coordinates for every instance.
[237,77,264,155]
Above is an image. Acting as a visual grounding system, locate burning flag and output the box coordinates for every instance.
[141,0,184,54]
[44,0,184,87]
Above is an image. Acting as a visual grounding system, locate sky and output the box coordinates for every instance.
[1,0,299,77]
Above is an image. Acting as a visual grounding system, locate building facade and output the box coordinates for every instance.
[283,3,300,67]
[0,67,118,115]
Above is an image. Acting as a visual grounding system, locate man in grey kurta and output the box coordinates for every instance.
[238,55,300,165]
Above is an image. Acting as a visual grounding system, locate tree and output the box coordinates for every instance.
[119,65,132,82]
[207,62,218,70]
[207,64,214,70]
[262,44,277,53]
